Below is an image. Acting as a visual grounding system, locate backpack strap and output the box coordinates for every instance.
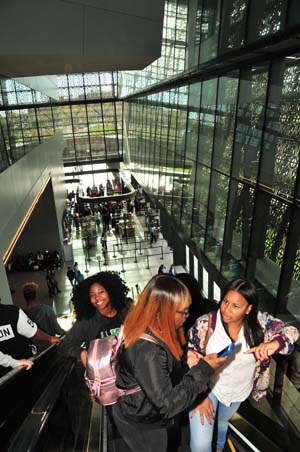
[140,333,159,345]
[203,310,218,352]
[204,314,211,351]
[118,333,159,399]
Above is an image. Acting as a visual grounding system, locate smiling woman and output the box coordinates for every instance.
[61,271,130,366]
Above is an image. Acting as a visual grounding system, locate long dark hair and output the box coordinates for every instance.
[221,278,263,347]
[72,271,129,320]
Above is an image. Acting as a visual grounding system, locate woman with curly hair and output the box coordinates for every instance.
[62,271,129,366]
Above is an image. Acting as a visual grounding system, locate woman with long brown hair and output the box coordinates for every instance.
[112,274,227,452]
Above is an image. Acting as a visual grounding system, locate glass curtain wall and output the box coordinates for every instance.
[119,0,188,97]
[0,72,122,169]
[124,48,300,324]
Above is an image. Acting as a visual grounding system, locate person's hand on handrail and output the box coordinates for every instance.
[17,359,34,370]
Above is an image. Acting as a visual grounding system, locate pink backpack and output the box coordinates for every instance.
[84,325,158,406]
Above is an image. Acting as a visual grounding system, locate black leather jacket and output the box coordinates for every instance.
[114,334,213,428]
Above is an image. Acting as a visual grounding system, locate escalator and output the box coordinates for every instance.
[3,358,298,452]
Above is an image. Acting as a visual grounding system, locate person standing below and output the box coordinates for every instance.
[76,270,85,285]
[158,264,167,274]
[95,210,101,231]
[0,301,61,377]
[73,260,78,273]
[101,232,107,252]
[187,278,299,452]
[46,268,61,296]
[23,282,65,350]
[169,264,177,276]
[112,274,227,452]
[67,266,76,287]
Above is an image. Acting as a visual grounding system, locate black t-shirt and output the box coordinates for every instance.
[95,313,123,339]
[61,309,127,360]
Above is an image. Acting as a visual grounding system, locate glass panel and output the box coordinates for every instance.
[36,107,54,139]
[232,65,269,183]
[287,234,300,319]
[220,0,247,52]
[205,171,230,269]
[213,73,239,174]
[199,0,221,63]
[186,0,203,69]
[84,72,101,99]
[172,87,188,226]
[259,58,300,200]
[181,82,202,234]
[191,164,211,252]
[253,193,291,297]
[221,181,255,279]
[198,78,217,166]
[20,108,39,147]
[247,0,287,43]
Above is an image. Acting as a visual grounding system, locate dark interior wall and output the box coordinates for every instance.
[11,180,62,257]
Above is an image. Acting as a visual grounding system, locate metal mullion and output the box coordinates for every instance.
[4,110,13,163]
[191,79,204,241]
[14,81,26,157]
[84,102,93,160]
[34,107,41,144]
[245,60,272,280]
[171,89,181,221]
[81,74,93,161]
[219,69,242,276]
[114,100,121,160]
[149,98,157,195]
[156,94,164,195]
[18,110,26,157]
[65,75,77,163]
[216,0,225,59]
[161,91,172,202]
[173,0,179,75]
[112,71,121,160]
[243,0,252,47]
[178,85,190,231]
[197,0,204,67]
[67,75,79,163]
[0,117,10,167]
[203,74,220,254]
[99,102,107,161]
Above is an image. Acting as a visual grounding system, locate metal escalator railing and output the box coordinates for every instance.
[0,339,64,389]
[7,358,75,452]
[227,413,286,452]
[0,340,68,451]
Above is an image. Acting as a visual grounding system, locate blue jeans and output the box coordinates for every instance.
[189,392,240,452]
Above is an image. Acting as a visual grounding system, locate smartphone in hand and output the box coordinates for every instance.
[217,343,235,357]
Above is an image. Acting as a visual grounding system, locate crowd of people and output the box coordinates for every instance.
[1,262,300,451]
[6,250,62,272]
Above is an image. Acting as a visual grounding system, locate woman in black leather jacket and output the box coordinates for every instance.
[112,274,227,452]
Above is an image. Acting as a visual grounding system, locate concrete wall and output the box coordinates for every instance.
[0,132,66,304]
[0,0,164,77]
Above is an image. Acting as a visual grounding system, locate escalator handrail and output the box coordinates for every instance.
[0,336,65,389]
[7,356,75,452]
